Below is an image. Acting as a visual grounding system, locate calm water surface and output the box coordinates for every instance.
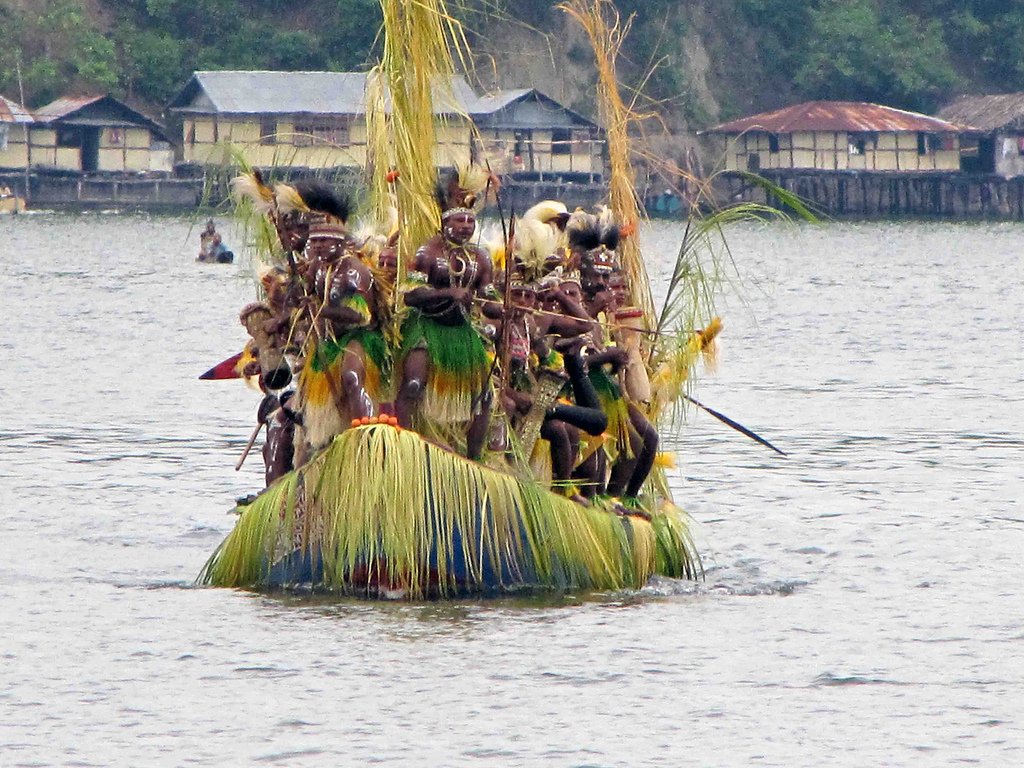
[1,213,1021,766]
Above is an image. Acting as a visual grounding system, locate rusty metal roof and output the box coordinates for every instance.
[0,94,33,124]
[706,101,967,134]
[33,95,107,121]
[937,93,1024,132]
[32,94,166,139]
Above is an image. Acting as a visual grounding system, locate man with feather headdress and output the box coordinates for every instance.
[567,209,659,503]
[395,165,497,459]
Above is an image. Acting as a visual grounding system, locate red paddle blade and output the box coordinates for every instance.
[199,351,244,380]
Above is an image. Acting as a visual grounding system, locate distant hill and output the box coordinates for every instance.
[2,0,1021,130]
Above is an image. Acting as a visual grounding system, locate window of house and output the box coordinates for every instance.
[746,153,760,171]
[917,132,928,155]
[108,128,124,146]
[294,118,351,147]
[260,116,277,146]
[56,128,81,148]
[848,133,869,155]
[551,128,572,155]
[186,122,196,147]
[768,133,780,153]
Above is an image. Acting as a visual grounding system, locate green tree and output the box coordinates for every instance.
[121,30,186,103]
[795,0,958,111]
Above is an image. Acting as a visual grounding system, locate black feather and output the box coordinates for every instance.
[294,181,350,222]
[600,224,620,250]
[435,169,461,211]
[568,221,601,251]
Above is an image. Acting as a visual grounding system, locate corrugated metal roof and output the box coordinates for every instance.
[0,94,33,124]
[33,95,106,121]
[168,71,481,115]
[472,88,532,114]
[706,101,966,134]
[31,94,167,139]
[937,93,1024,132]
[471,88,600,130]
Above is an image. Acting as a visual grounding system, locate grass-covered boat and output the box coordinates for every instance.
[200,423,699,597]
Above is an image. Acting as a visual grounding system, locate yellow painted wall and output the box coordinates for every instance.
[54,147,80,169]
[125,149,150,171]
[126,128,149,149]
[723,130,960,173]
[183,114,473,170]
[0,130,30,168]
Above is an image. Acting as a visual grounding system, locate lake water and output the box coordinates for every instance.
[1,213,1021,766]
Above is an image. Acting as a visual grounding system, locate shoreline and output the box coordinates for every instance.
[7,168,1024,220]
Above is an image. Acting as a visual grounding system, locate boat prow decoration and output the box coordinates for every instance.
[200,423,701,598]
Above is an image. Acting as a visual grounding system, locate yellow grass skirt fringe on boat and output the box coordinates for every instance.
[199,424,701,597]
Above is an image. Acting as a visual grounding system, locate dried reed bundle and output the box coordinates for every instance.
[559,0,655,325]
[379,0,472,271]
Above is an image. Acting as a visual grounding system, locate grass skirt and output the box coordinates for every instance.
[399,311,490,424]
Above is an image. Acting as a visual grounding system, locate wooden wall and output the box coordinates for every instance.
[181,115,473,169]
[723,131,961,173]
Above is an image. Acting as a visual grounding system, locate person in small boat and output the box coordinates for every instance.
[395,166,497,459]
[197,219,231,263]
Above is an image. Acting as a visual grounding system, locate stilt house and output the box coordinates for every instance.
[937,93,1024,177]
[705,101,966,173]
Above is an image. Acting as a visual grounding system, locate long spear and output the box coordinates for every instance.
[684,394,787,456]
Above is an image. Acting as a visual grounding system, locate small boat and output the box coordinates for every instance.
[199,421,700,598]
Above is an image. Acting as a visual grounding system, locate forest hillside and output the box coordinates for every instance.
[2,0,1021,130]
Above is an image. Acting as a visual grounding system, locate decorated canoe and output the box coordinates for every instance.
[199,422,700,598]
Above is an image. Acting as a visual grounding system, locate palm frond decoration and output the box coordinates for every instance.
[224,146,285,278]
[199,425,701,597]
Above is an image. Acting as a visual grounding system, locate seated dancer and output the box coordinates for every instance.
[569,212,659,502]
[533,266,609,499]
[491,225,607,501]
[297,191,390,454]
[396,166,496,459]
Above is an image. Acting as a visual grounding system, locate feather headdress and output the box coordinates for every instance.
[512,217,558,283]
[436,163,494,218]
[231,169,275,214]
[566,210,602,252]
[524,200,570,229]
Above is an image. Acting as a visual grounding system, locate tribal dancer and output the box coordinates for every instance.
[395,166,496,459]
[298,192,390,454]
[491,224,607,501]
[573,214,659,501]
